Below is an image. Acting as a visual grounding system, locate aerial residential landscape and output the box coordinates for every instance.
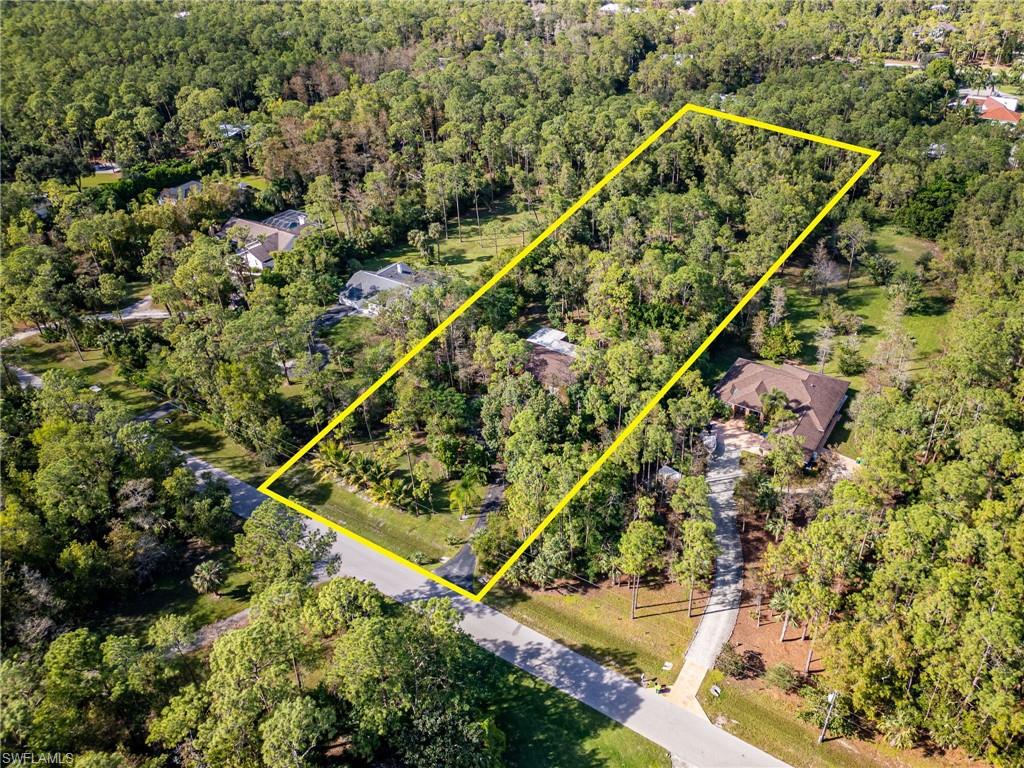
[1,2,1021,768]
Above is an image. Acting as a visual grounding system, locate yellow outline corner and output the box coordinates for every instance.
[259,104,879,602]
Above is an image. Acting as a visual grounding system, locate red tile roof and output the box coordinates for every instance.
[970,96,1021,124]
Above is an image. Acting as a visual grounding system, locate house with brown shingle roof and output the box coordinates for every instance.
[714,358,849,457]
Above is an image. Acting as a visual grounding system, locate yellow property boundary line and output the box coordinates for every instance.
[259,103,880,602]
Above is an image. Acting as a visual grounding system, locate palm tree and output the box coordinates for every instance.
[771,588,796,642]
[370,477,414,510]
[449,473,484,520]
[311,439,352,481]
[191,560,226,598]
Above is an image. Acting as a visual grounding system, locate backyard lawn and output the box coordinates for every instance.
[487,579,696,685]
[80,170,122,188]
[365,199,537,278]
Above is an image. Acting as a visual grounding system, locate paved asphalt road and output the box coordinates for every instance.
[187,453,785,768]
[12,371,785,767]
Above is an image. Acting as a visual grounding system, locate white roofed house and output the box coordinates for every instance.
[339,262,438,316]
[158,180,202,205]
[524,327,579,397]
[222,210,311,276]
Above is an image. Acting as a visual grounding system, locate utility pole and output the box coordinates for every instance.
[818,691,839,744]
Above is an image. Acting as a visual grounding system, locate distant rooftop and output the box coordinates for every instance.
[526,327,578,359]
[158,179,202,204]
[340,262,437,315]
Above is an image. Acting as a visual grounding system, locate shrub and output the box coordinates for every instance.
[409,551,430,565]
[835,341,867,376]
[715,643,745,678]
[765,663,800,692]
[797,686,856,738]
[864,252,897,285]
[887,270,925,313]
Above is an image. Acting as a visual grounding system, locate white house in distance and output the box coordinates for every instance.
[223,210,311,273]
[525,326,578,395]
[158,180,202,205]
[340,262,437,316]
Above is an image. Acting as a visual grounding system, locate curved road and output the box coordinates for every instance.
[12,372,784,767]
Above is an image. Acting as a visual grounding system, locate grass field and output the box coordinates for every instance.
[235,174,269,190]
[80,170,122,188]
[499,670,670,768]
[365,199,538,278]
[487,580,696,685]
[8,336,158,414]
[277,462,475,566]
[697,671,966,768]
[160,411,274,487]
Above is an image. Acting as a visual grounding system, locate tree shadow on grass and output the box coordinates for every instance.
[276,464,332,506]
[494,667,640,768]
[168,420,226,455]
[911,294,951,317]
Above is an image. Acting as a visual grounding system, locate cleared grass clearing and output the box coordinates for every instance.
[366,200,537,278]
[8,336,157,414]
[80,171,122,188]
[487,580,696,685]
[277,463,475,566]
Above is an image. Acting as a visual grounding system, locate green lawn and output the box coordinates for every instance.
[160,411,273,487]
[95,549,251,640]
[80,170,122,188]
[487,580,696,685]
[233,174,270,191]
[320,315,376,354]
[697,671,961,768]
[275,462,475,566]
[365,199,537,278]
[499,669,670,768]
[8,336,158,414]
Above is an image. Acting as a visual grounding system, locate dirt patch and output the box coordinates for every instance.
[729,512,822,674]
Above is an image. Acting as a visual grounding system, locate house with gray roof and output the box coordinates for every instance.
[340,262,437,316]
[223,210,311,273]
[714,358,849,458]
